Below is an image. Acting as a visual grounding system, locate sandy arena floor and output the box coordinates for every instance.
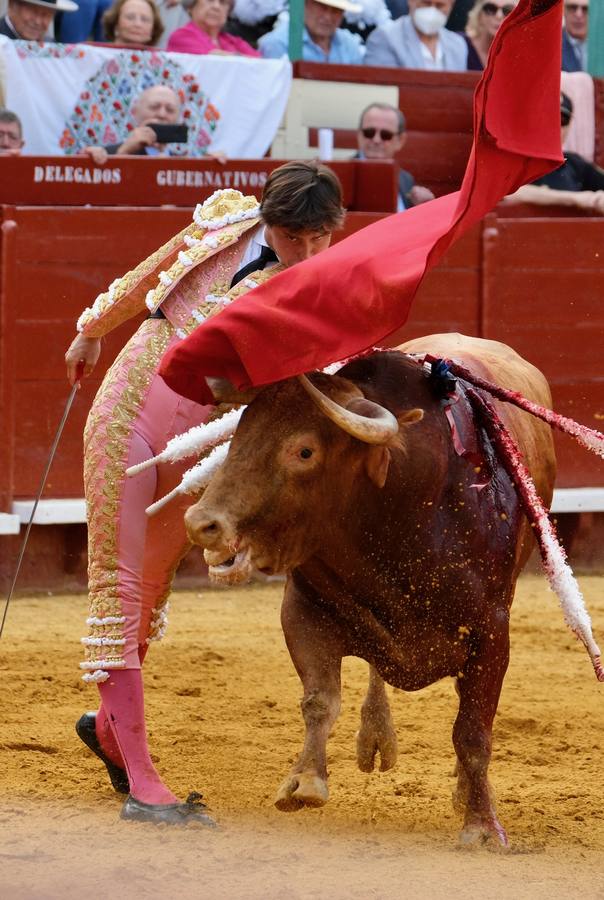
[1,574,604,899]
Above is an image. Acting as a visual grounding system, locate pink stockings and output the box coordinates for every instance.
[93,643,178,804]
[97,668,177,805]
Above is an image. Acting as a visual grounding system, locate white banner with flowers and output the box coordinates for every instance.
[0,37,292,158]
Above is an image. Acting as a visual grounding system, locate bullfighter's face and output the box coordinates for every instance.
[263,224,333,269]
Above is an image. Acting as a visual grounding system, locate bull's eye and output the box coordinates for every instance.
[300,447,313,460]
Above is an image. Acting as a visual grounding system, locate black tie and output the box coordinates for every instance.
[230,244,279,289]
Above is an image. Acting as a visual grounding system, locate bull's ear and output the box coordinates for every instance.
[365,445,391,489]
[399,408,424,426]
[206,377,260,405]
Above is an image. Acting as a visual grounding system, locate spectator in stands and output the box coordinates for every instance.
[463,0,516,70]
[356,102,434,209]
[259,0,365,64]
[505,93,604,214]
[0,109,24,155]
[0,0,78,40]
[86,83,229,163]
[364,0,468,69]
[102,0,163,44]
[562,0,588,71]
[167,0,260,55]
[228,0,390,47]
[86,85,184,162]
[58,0,112,42]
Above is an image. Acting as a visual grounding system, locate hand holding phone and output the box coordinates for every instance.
[148,123,189,144]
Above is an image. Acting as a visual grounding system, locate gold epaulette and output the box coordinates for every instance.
[76,190,261,338]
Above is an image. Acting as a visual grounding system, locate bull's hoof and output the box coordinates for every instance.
[356,720,398,773]
[274,773,329,812]
[458,819,509,852]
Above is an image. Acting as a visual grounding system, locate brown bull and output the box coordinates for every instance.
[185,334,556,847]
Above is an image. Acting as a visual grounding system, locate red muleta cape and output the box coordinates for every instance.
[160,0,563,406]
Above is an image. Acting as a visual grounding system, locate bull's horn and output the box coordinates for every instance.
[298,374,400,445]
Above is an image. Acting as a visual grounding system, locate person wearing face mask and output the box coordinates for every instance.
[364,0,468,69]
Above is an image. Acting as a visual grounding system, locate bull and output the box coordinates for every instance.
[184,333,556,847]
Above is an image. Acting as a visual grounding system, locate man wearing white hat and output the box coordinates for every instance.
[0,0,78,39]
[259,0,365,63]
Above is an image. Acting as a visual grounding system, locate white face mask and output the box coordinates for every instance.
[411,6,447,35]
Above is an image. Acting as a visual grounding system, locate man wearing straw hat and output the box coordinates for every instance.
[63,161,345,827]
[0,0,78,40]
[259,0,365,64]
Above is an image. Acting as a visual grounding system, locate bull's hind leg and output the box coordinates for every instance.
[452,606,510,849]
[356,666,397,773]
[275,578,345,812]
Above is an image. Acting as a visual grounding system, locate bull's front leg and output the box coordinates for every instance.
[275,578,345,812]
[356,665,398,773]
[452,606,510,849]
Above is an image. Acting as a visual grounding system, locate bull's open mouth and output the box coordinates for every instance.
[204,547,252,585]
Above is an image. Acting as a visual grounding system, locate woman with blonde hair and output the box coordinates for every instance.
[463,0,516,69]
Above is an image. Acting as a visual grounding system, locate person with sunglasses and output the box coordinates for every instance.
[463,0,517,69]
[356,102,434,210]
[504,92,604,214]
[562,0,588,71]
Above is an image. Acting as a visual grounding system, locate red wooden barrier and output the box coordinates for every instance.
[0,156,398,213]
[1,162,603,512]
[0,158,396,511]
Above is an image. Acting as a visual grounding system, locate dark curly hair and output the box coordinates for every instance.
[261,161,345,232]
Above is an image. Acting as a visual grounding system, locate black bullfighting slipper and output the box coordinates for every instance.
[120,792,218,827]
[75,712,130,795]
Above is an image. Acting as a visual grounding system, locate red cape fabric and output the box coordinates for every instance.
[160,0,563,406]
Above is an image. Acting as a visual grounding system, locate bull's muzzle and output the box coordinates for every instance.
[184,505,228,550]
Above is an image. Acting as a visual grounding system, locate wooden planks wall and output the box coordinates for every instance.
[1,205,603,507]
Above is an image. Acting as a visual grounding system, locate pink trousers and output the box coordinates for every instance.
[81,319,210,679]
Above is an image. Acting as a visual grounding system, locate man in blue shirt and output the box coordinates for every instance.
[259,0,365,64]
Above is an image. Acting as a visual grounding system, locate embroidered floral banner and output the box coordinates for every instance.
[0,37,292,158]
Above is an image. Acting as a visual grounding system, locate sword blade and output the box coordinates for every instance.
[0,379,81,638]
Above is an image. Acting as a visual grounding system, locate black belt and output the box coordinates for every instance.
[149,307,166,319]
